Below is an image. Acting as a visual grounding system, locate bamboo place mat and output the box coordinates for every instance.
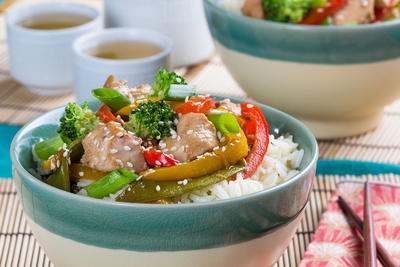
[1,0,400,266]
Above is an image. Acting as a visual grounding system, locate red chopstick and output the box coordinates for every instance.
[337,196,398,267]
[364,181,377,267]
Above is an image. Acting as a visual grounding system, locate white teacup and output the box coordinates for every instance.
[6,2,102,96]
[72,28,173,101]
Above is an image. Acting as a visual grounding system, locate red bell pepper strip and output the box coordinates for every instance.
[174,95,216,114]
[240,103,269,179]
[96,104,119,123]
[144,150,179,167]
[373,0,397,22]
[300,0,347,25]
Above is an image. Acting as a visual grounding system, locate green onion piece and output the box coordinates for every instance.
[164,84,196,101]
[47,158,70,192]
[92,88,131,111]
[207,112,240,134]
[84,168,139,199]
[34,134,65,160]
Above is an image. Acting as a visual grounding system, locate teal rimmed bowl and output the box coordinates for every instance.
[204,0,400,139]
[11,97,318,267]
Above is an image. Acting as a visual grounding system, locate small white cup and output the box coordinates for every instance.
[72,28,173,101]
[104,0,214,67]
[6,2,102,96]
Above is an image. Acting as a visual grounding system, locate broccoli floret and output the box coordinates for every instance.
[151,69,187,98]
[124,100,177,140]
[263,0,326,23]
[57,102,99,142]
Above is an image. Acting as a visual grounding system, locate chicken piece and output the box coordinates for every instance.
[332,0,375,25]
[242,0,265,19]
[161,113,219,162]
[81,122,148,173]
[217,99,242,116]
[103,75,151,102]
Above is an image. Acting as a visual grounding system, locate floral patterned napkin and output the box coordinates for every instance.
[300,181,400,266]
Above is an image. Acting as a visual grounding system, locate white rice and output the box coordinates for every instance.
[177,134,304,203]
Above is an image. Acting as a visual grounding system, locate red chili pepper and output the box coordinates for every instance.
[300,0,347,25]
[373,0,396,22]
[144,150,179,167]
[240,103,269,179]
[174,95,216,114]
[96,104,119,123]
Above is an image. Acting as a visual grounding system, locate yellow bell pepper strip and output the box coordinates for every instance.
[140,129,248,181]
[47,158,70,192]
[69,163,107,182]
[116,159,246,203]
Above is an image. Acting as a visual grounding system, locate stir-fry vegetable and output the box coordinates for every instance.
[164,84,196,101]
[263,0,326,23]
[83,168,139,199]
[96,104,119,123]
[92,88,131,111]
[116,159,246,203]
[143,151,179,167]
[69,163,106,182]
[151,69,188,99]
[300,0,347,24]
[34,134,65,160]
[58,102,99,142]
[207,112,240,134]
[47,158,70,191]
[140,129,248,181]
[124,100,177,140]
[174,95,216,114]
[240,103,269,178]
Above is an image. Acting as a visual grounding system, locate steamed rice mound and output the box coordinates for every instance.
[177,134,304,203]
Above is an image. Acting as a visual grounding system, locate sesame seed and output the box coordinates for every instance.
[127,162,133,168]
[213,146,219,151]
[79,172,84,177]
[101,156,106,161]
[220,137,226,142]
[110,149,118,153]
[56,160,60,168]
[174,119,179,124]
[246,104,254,108]
[186,130,193,134]
[171,146,177,151]
[182,179,188,185]
[116,132,124,137]
[103,127,108,131]
[132,140,139,145]
[116,159,123,164]
[80,128,86,132]
[62,143,67,149]
[221,146,226,152]
[155,160,161,166]
[155,185,161,191]
[62,151,68,157]
[123,146,131,151]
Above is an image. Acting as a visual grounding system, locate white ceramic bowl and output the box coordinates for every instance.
[204,0,400,139]
[6,2,102,96]
[104,0,214,67]
[72,28,172,101]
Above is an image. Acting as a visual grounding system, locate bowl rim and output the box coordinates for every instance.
[204,0,400,31]
[10,96,318,209]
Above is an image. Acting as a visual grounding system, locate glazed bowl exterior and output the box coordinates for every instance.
[204,0,400,139]
[11,98,318,267]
